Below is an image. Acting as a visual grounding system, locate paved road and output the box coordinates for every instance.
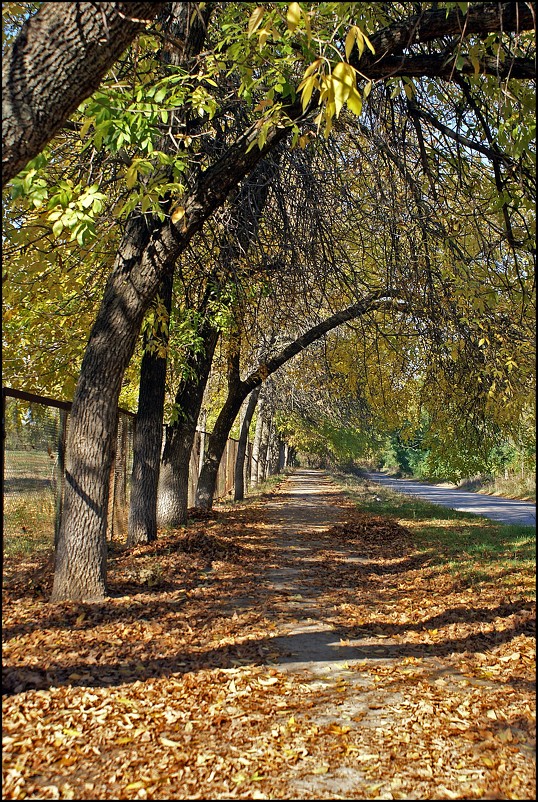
[364,471,536,528]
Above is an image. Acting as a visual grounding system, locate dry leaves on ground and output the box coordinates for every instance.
[2,486,536,800]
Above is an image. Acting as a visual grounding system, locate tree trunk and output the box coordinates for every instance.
[259,414,272,482]
[2,2,165,187]
[278,440,286,471]
[234,387,260,501]
[195,384,246,509]
[51,214,159,601]
[250,395,265,488]
[127,271,173,546]
[126,3,214,545]
[157,322,219,527]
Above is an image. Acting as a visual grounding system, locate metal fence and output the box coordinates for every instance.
[2,387,254,554]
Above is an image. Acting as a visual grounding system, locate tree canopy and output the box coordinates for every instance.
[2,1,535,601]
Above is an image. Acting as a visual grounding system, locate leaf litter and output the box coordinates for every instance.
[2,473,535,800]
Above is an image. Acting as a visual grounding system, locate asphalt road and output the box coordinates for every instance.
[364,471,536,528]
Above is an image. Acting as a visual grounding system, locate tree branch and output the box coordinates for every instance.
[240,292,406,395]
[351,2,535,76]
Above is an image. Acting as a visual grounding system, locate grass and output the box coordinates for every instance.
[3,449,58,557]
[466,472,536,502]
[332,468,536,597]
[3,491,55,558]
[4,449,57,477]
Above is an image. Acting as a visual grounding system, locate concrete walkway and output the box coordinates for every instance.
[364,471,536,527]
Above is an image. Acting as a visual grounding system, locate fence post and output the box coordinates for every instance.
[113,415,128,538]
[54,409,68,552]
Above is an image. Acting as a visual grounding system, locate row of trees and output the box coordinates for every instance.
[2,2,535,601]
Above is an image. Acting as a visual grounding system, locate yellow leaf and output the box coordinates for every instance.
[258,676,279,686]
[117,697,137,707]
[346,86,362,116]
[124,781,146,791]
[160,737,183,748]
[312,765,330,775]
[171,205,185,224]
[125,165,138,189]
[362,30,375,55]
[345,27,356,61]
[248,7,265,37]
[115,736,134,745]
[331,61,356,117]
[62,728,82,737]
[486,709,498,720]
[299,74,317,111]
[287,2,301,32]
[300,57,322,82]
[80,117,94,138]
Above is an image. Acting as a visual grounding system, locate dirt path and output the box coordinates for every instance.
[250,469,535,798]
[260,469,396,672]
[254,469,410,796]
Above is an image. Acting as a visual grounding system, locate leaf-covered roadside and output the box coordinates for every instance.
[2,478,536,800]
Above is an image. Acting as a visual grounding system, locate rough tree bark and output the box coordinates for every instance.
[127,271,174,546]
[156,321,219,528]
[250,392,266,489]
[2,2,165,187]
[258,413,272,483]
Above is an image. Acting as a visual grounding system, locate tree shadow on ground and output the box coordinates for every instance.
[2,605,534,696]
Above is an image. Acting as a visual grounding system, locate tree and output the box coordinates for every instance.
[4,2,534,600]
[127,1,215,546]
[155,150,285,531]
[234,387,261,500]
[195,291,402,508]
[2,2,165,187]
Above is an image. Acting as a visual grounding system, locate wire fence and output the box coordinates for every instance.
[2,387,255,558]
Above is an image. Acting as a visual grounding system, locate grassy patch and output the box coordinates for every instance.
[332,468,536,597]
[3,492,55,558]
